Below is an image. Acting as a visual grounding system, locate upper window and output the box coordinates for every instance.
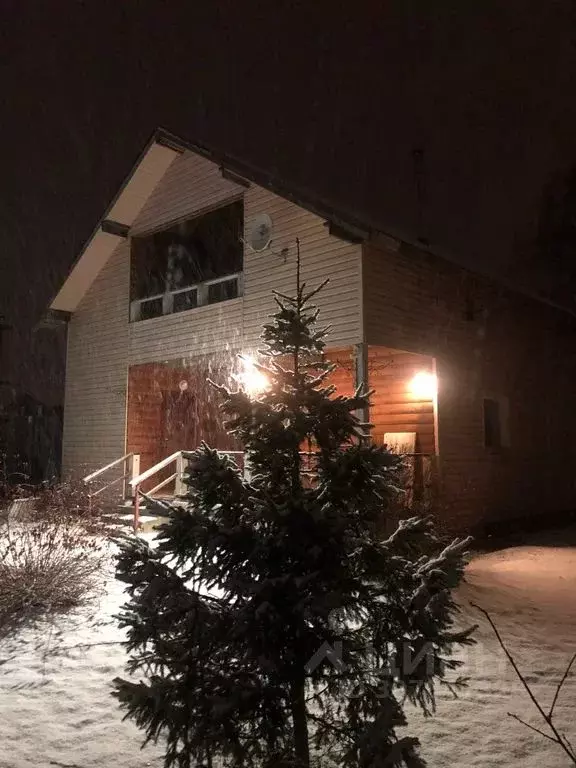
[130,201,243,321]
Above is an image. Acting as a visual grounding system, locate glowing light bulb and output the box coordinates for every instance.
[237,356,269,395]
[408,371,437,400]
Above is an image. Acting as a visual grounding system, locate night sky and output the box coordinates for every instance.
[2,1,576,404]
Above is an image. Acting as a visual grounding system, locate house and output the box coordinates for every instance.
[48,129,576,535]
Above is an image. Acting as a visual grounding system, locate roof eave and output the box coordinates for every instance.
[49,130,183,313]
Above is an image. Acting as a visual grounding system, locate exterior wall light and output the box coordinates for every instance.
[408,371,437,400]
[236,356,269,395]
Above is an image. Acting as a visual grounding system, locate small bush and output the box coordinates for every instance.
[33,479,107,533]
[0,520,107,640]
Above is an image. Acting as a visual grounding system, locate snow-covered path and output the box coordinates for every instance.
[1,531,575,767]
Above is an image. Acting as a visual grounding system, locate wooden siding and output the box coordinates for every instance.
[368,347,436,455]
[128,299,243,365]
[362,241,576,532]
[324,348,356,397]
[128,151,361,366]
[62,240,129,478]
[243,185,362,350]
[62,149,362,478]
[130,151,243,235]
[132,150,362,354]
[126,360,241,488]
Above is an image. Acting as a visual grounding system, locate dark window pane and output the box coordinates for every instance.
[173,288,198,314]
[139,297,163,320]
[207,278,239,305]
[130,201,243,303]
[483,398,501,448]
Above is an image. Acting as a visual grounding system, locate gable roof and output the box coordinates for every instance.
[50,134,177,312]
[48,127,401,314]
[49,127,576,319]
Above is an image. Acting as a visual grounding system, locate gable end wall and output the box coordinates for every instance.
[61,151,362,479]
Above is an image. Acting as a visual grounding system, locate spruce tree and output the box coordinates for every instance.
[113,252,475,768]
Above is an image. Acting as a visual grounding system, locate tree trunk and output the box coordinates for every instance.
[290,676,310,768]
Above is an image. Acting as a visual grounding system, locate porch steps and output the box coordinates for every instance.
[114,496,187,533]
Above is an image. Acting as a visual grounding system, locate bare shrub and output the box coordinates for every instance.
[33,478,108,534]
[0,520,107,641]
[0,478,124,640]
[474,603,576,765]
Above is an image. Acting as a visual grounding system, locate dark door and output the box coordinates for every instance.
[162,388,199,455]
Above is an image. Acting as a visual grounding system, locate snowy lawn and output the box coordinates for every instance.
[1,529,575,768]
[0,534,165,768]
[409,529,576,767]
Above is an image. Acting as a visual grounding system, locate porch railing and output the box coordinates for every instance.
[128,449,245,532]
[95,448,437,533]
[129,272,243,322]
[83,452,140,509]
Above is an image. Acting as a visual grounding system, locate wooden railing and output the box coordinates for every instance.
[83,452,140,509]
[91,448,438,533]
[128,450,245,532]
[129,272,243,322]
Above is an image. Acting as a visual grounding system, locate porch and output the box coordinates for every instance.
[125,357,241,490]
[84,345,438,527]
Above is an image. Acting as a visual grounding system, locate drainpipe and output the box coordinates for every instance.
[354,342,369,438]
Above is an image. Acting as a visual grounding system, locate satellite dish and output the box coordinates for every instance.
[249,214,273,252]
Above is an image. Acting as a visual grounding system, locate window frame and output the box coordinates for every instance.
[128,198,244,323]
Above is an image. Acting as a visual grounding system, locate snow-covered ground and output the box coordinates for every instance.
[0,537,165,768]
[411,533,576,767]
[1,530,575,767]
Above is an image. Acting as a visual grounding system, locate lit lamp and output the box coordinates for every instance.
[408,371,437,400]
[236,356,269,395]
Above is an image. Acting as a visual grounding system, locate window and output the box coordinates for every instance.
[173,287,198,314]
[138,296,164,321]
[483,396,510,449]
[130,200,243,321]
[207,276,240,304]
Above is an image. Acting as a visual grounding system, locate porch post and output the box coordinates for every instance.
[133,487,140,533]
[175,452,185,496]
[354,342,370,439]
[244,451,252,483]
[129,454,140,499]
[130,454,141,534]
